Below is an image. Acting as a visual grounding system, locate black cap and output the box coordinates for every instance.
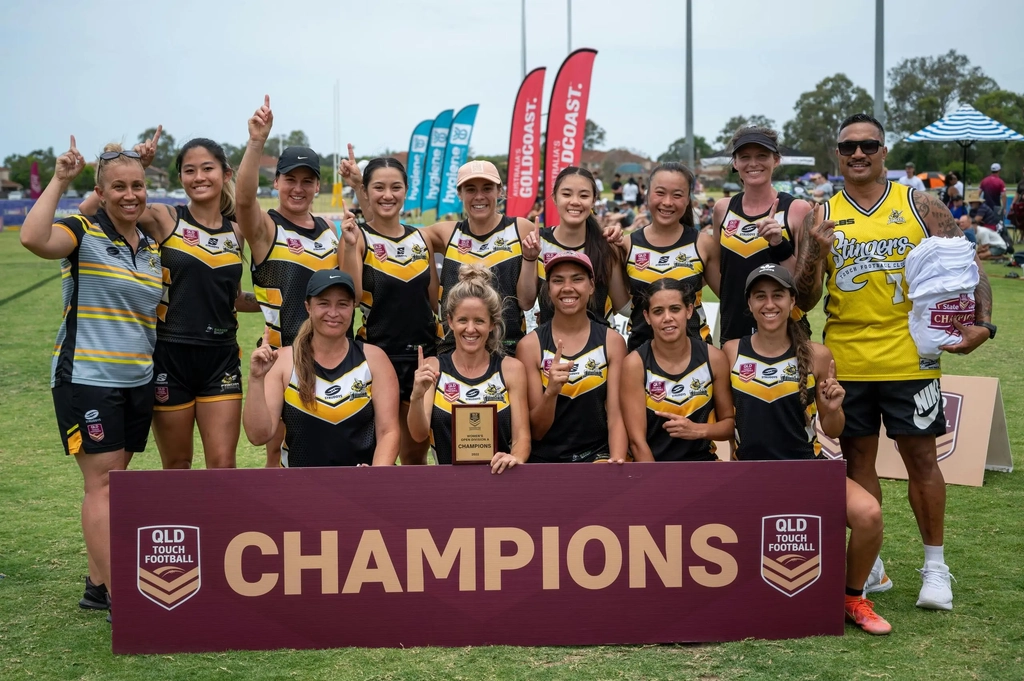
[731,132,780,156]
[306,269,355,298]
[745,263,795,296]
[277,146,321,177]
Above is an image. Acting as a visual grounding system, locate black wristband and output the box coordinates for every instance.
[768,239,795,261]
[522,256,538,262]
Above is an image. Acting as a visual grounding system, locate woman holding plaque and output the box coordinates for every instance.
[723,264,891,636]
[621,279,734,461]
[516,252,628,463]
[242,269,400,466]
[408,264,529,473]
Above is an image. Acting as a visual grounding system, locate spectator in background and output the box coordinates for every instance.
[944,172,964,204]
[948,194,968,220]
[622,177,639,206]
[526,198,543,222]
[611,173,623,202]
[813,171,835,198]
[811,188,827,204]
[979,163,1006,218]
[898,162,926,191]
[975,219,1008,260]
[595,176,604,196]
[700,196,716,227]
[957,214,976,244]
[968,191,1000,228]
[638,182,647,208]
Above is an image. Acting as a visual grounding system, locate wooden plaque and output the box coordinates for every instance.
[451,404,497,464]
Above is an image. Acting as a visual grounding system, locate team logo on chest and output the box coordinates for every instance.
[738,362,757,382]
[648,380,666,401]
[457,238,473,255]
[182,228,200,246]
[443,382,461,402]
[372,243,388,262]
[887,209,906,225]
[724,219,740,237]
[634,252,650,270]
[286,238,304,255]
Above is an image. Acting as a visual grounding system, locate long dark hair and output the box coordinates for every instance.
[551,165,612,283]
[647,162,696,233]
[786,317,814,424]
[175,138,236,218]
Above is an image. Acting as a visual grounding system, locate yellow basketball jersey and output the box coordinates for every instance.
[823,182,938,381]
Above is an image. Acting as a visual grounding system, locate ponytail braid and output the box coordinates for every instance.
[786,317,814,425]
[291,319,318,410]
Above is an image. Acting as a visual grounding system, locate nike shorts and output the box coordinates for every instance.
[839,378,947,439]
[152,341,242,411]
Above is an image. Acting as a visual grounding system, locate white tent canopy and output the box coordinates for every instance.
[701,154,816,167]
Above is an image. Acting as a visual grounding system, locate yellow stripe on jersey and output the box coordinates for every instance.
[266,244,338,270]
[645,364,713,416]
[625,242,704,284]
[443,244,522,268]
[720,209,793,258]
[823,182,934,381]
[364,255,429,282]
[284,365,373,425]
[163,234,243,269]
[539,347,608,399]
[730,354,815,403]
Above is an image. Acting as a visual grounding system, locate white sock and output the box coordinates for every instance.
[924,544,944,566]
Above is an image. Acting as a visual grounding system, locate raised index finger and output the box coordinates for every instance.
[152,124,162,147]
[553,340,563,366]
[70,135,77,151]
[767,198,779,222]
[417,345,424,368]
[348,143,356,163]
[264,94,270,109]
[828,359,836,379]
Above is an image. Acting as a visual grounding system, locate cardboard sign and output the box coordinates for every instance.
[814,375,1012,487]
[110,461,846,654]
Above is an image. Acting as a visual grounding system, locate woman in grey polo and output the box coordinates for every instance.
[20,137,163,619]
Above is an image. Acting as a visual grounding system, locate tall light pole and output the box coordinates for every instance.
[874,0,884,124]
[685,0,694,168]
[521,0,527,80]
[567,0,572,53]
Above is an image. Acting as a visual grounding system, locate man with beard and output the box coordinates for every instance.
[793,113,994,612]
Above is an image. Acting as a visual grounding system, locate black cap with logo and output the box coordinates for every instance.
[306,269,355,298]
[744,263,796,296]
[731,132,780,156]
[277,146,321,177]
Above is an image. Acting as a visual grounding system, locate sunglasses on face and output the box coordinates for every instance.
[837,140,882,156]
[99,150,142,161]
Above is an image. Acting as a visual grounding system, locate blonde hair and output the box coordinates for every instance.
[96,142,144,189]
[443,264,506,356]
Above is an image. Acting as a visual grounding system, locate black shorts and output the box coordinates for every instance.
[152,341,242,411]
[52,382,153,455]
[389,345,437,402]
[839,378,946,439]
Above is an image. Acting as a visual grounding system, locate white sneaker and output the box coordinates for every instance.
[864,556,893,594]
[916,560,955,610]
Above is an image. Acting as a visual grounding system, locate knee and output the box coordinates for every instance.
[849,497,883,536]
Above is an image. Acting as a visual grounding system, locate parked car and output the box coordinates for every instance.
[151,188,167,198]
[722,182,742,193]
[256,186,274,197]
[169,188,187,199]
[8,191,24,200]
[62,189,80,198]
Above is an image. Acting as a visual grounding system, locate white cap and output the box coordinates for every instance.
[991,163,1002,172]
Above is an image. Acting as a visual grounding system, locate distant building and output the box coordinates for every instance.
[0,167,24,197]
[580,149,654,184]
[145,166,170,189]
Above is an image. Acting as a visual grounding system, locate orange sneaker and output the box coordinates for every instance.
[845,595,892,635]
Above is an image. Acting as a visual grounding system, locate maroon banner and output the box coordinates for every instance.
[505,67,546,218]
[110,462,846,654]
[544,48,598,227]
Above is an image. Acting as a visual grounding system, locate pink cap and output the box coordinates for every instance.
[456,160,502,188]
[543,250,594,278]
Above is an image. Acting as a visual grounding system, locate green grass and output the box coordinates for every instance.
[1,232,1022,680]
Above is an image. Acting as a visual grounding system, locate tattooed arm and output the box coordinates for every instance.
[793,205,834,313]
[913,190,993,352]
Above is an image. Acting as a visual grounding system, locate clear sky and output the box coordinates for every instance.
[1,0,1021,163]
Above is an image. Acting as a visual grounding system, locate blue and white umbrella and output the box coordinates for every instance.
[904,104,1023,180]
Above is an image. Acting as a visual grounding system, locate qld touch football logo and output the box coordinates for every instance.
[137,526,201,610]
[761,515,821,597]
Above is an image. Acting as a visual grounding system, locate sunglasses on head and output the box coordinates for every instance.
[99,150,142,161]
[837,140,882,156]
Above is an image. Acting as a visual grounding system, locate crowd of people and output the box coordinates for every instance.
[21,99,996,637]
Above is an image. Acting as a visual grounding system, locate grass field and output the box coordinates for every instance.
[0,232,1022,680]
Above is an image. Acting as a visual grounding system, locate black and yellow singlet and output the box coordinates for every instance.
[719,192,806,344]
[429,352,513,465]
[531,320,610,463]
[438,216,525,355]
[358,224,436,353]
[281,340,376,467]
[536,227,612,325]
[157,205,242,345]
[251,210,339,348]
[730,336,820,461]
[637,339,716,461]
[625,225,710,351]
